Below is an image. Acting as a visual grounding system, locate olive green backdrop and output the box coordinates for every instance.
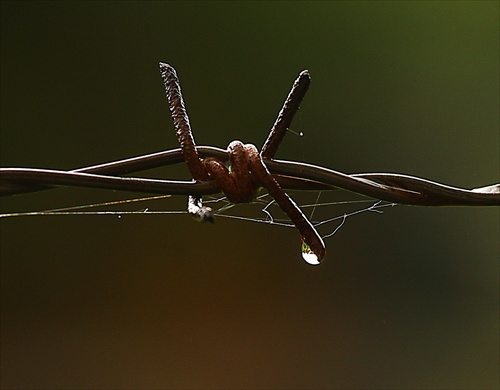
[1,1,498,389]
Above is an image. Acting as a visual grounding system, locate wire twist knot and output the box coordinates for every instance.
[203,141,257,204]
[204,140,326,262]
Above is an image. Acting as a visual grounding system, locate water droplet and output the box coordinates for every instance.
[117,214,122,219]
[299,131,304,137]
[301,241,320,265]
[302,251,320,265]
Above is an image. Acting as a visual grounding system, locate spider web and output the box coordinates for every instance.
[204,191,396,240]
[0,190,396,242]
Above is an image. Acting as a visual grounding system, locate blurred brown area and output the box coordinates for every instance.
[1,1,498,389]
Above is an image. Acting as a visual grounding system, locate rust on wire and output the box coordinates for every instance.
[246,143,326,261]
[1,63,499,264]
[204,141,256,203]
[159,62,213,222]
[261,70,311,159]
[158,63,207,181]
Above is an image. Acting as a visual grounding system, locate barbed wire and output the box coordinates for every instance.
[1,146,498,206]
[1,63,498,264]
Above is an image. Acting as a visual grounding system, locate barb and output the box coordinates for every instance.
[159,62,213,222]
[246,143,325,263]
[1,64,499,266]
[159,62,207,181]
[261,70,310,159]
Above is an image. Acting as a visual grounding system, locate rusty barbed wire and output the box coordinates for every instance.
[1,149,498,206]
[1,64,498,264]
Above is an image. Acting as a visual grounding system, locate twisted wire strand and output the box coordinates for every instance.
[3,62,497,266]
[1,147,498,206]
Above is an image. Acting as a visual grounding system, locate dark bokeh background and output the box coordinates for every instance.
[1,1,498,389]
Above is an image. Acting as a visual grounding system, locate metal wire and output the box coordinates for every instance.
[1,62,498,209]
[1,146,498,206]
[1,62,498,266]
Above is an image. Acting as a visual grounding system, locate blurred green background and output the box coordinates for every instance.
[1,1,498,388]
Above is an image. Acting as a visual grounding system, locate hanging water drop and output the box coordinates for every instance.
[302,251,320,265]
[301,241,320,265]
